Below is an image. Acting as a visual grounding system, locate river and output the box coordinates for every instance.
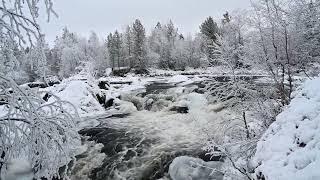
[70,75,267,180]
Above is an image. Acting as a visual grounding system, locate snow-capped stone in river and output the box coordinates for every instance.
[169,156,224,180]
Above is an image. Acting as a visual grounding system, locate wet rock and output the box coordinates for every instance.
[198,150,226,162]
[48,81,60,86]
[112,68,131,77]
[0,98,7,105]
[134,68,150,75]
[169,106,189,114]
[42,92,52,102]
[110,81,132,85]
[180,72,200,76]
[96,94,106,107]
[105,98,114,108]
[26,82,47,88]
[79,127,106,137]
[194,88,205,94]
[95,93,114,109]
[98,80,109,90]
[109,113,131,118]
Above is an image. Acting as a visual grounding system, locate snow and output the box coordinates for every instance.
[104,68,112,76]
[253,77,320,180]
[49,80,103,115]
[168,75,189,84]
[169,156,224,180]
[46,80,104,116]
[2,158,33,180]
[106,75,152,94]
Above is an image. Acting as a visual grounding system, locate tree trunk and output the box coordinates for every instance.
[243,111,250,139]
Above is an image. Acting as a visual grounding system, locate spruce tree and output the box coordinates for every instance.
[200,16,221,65]
[113,30,122,69]
[124,25,134,68]
[200,16,219,41]
[132,19,147,72]
[107,33,115,69]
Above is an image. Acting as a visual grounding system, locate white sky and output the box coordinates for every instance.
[40,0,251,44]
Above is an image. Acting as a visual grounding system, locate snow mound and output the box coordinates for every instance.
[253,77,320,180]
[169,156,224,180]
[47,80,104,116]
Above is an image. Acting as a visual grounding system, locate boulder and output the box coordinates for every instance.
[98,80,109,90]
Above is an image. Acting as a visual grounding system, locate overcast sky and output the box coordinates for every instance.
[40,0,251,44]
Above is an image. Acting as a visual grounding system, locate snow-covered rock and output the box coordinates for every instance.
[46,79,104,116]
[113,99,138,114]
[253,77,320,180]
[169,156,224,180]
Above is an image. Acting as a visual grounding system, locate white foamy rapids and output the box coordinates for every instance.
[92,92,226,179]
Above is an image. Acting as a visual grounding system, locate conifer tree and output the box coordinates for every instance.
[200,16,221,65]
[132,19,147,72]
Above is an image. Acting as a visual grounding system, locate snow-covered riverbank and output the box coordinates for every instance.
[4,66,291,180]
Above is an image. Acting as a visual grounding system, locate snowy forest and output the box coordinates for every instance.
[1,0,320,180]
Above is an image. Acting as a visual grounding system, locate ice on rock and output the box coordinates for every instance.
[169,156,224,180]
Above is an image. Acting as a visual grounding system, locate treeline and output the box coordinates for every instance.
[1,0,320,85]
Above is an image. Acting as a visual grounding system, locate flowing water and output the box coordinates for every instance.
[70,76,267,180]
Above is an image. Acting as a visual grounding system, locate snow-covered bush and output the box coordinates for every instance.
[0,0,82,179]
[0,76,81,179]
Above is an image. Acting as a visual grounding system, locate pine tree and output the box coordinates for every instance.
[132,19,147,72]
[107,33,115,69]
[114,31,123,69]
[163,20,179,69]
[124,25,134,68]
[200,16,220,42]
[200,16,221,65]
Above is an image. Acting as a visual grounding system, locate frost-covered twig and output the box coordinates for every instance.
[0,75,80,179]
[0,0,57,46]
